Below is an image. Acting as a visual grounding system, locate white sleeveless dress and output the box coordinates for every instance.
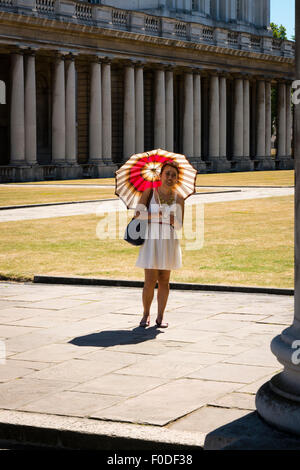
[135,189,182,270]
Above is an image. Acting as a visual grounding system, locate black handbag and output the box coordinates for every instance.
[124,189,153,246]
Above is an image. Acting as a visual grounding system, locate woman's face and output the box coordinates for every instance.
[160,165,178,187]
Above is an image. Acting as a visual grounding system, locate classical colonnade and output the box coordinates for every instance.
[9,49,293,173]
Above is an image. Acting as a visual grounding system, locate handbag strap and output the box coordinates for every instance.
[146,188,153,210]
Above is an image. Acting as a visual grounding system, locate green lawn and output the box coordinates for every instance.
[11,169,294,187]
[0,195,294,288]
[0,170,294,207]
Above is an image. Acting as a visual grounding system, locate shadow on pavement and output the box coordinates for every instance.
[69,326,163,348]
[204,411,300,450]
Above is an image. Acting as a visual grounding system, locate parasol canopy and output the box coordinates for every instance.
[115,149,197,209]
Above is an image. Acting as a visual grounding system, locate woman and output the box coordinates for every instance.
[134,161,184,328]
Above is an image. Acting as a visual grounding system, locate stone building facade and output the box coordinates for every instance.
[0,0,295,181]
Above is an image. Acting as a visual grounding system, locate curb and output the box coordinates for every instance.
[0,411,204,451]
[0,198,116,211]
[33,275,294,296]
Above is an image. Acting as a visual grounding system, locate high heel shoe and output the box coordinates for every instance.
[139,316,150,328]
[155,318,168,328]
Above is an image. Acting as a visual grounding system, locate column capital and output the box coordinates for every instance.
[206,68,222,77]
[135,59,147,69]
[53,50,69,63]
[23,46,39,57]
[231,71,250,80]
[253,75,267,82]
[65,52,78,62]
[119,57,137,68]
[98,54,114,65]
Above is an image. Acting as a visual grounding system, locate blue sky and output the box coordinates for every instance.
[270,0,295,40]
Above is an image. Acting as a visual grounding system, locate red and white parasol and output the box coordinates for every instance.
[115,149,197,209]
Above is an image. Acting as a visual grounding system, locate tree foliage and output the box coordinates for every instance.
[270,22,288,40]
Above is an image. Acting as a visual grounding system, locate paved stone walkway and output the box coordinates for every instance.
[0,186,294,222]
[0,280,293,444]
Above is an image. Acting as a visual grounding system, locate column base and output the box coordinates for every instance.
[252,157,276,171]
[230,157,254,172]
[96,162,118,177]
[188,158,207,173]
[256,380,300,437]
[205,157,231,173]
[275,157,294,170]
[0,163,118,182]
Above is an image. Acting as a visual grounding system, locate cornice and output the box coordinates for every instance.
[0,10,294,68]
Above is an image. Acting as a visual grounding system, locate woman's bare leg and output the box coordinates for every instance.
[156,270,171,325]
[140,269,158,323]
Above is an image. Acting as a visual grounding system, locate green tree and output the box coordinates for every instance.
[270,22,288,40]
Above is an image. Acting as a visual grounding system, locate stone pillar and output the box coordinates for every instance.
[52,53,66,164]
[255,77,273,170]
[250,79,257,158]
[135,64,144,154]
[10,52,25,164]
[65,54,77,164]
[265,80,272,158]
[255,0,300,435]
[102,60,113,163]
[165,69,174,152]
[154,68,165,149]
[256,78,266,158]
[24,51,37,165]
[233,77,244,158]
[286,82,292,157]
[231,76,252,171]
[209,74,219,159]
[123,63,136,160]
[208,72,230,172]
[219,75,227,158]
[183,72,193,158]
[89,58,102,163]
[276,80,293,169]
[243,78,250,159]
[277,81,287,158]
[193,71,205,172]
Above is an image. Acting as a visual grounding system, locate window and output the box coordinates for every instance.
[192,0,199,10]
[0,81,6,105]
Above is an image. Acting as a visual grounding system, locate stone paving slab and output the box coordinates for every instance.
[0,280,294,448]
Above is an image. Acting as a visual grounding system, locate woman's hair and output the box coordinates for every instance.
[160,160,180,177]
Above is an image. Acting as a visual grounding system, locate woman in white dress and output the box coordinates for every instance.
[134,161,184,328]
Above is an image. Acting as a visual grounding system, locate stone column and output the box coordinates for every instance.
[183,72,193,158]
[123,63,136,160]
[255,78,269,170]
[65,54,77,164]
[277,81,287,158]
[250,79,257,158]
[209,73,220,159]
[219,75,227,158]
[165,68,174,152]
[265,80,272,158]
[10,52,25,164]
[52,53,66,164]
[276,80,293,169]
[135,64,144,154]
[154,68,165,149]
[89,58,102,163]
[286,81,292,157]
[208,72,230,172]
[255,0,300,435]
[243,78,250,159]
[102,60,112,163]
[233,77,244,159]
[24,51,37,165]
